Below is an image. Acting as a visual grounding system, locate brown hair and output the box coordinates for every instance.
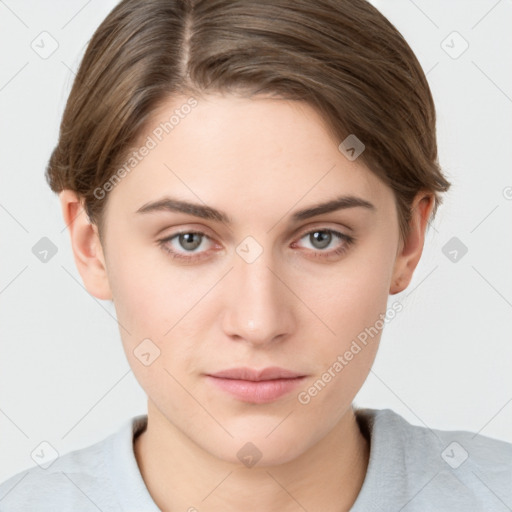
[46,0,451,243]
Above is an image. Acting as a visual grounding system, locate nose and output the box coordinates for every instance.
[221,247,296,347]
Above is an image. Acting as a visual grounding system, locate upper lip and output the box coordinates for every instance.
[207,366,305,381]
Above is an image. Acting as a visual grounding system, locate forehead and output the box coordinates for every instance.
[106,93,393,217]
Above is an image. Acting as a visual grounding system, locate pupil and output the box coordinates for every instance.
[311,231,331,249]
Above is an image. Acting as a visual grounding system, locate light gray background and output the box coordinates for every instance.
[1,0,511,482]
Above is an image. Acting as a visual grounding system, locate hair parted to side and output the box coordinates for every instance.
[46,0,451,244]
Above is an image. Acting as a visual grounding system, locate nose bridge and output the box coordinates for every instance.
[222,238,293,344]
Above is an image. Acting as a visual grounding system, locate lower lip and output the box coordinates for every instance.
[206,376,306,404]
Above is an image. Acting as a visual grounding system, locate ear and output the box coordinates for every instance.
[59,190,113,300]
[389,192,435,295]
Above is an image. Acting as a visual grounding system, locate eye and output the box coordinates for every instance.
[158,231,215,262]
[293,228,355,259]
[158,227,355,263]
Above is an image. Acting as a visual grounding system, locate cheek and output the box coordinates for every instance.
[104,242,221,374]
[105,238,193,333]
[311,238,395,338]
[303,235,397,386]
[102,242,176,374]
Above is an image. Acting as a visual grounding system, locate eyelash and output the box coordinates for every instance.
[157,228,355,263]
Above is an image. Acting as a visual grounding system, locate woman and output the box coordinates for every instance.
[1,0,510,510]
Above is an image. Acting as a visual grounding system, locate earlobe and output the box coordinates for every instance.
[59,190,113,300]
[389,193,435,295]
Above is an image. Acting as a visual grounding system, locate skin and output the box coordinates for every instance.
[60,93,434,512]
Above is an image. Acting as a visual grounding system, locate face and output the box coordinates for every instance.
[97,93,402,465]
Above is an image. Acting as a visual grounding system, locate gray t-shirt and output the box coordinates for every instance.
[1,408,510,511]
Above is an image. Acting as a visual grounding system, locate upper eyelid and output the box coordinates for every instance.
[296,226,347,237]
[163,225,346,238]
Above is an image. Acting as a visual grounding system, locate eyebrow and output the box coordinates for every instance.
[135,194,376,224]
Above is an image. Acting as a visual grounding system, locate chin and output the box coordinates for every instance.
[204,425,313,468]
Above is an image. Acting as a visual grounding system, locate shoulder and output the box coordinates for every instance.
[375,407,512,470]
[0,416,144,512]
[353,407,512,511]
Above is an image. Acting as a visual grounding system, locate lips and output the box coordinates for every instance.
[205,366,307,404]
[207,366,305,381]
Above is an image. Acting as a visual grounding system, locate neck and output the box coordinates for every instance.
[134,400,369,512]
